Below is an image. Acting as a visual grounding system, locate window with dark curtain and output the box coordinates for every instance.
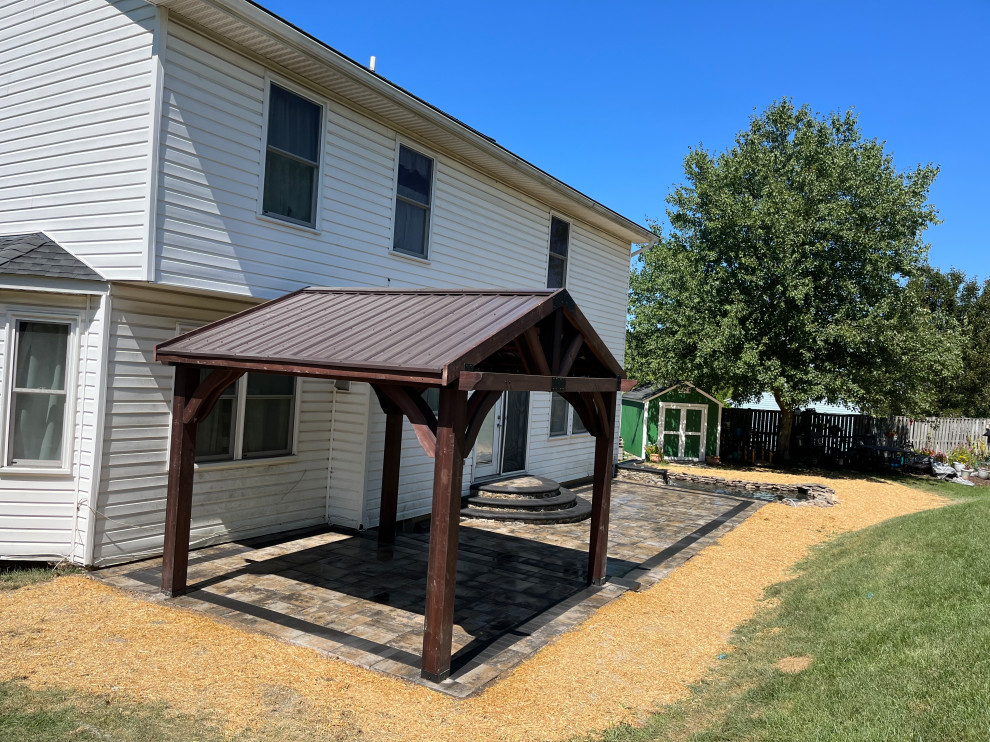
[263,83,322,227]
[393,145,433,257]
[546,216,570,288]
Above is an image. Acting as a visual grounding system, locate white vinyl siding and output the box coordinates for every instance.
[90,284,338,565]
[147,22,630,524]
[0,0,157,279]
[0,290,106,562]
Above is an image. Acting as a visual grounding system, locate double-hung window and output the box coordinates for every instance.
[392,144,434,258]
[548,392,587,437]
[262,82,322,228]
[546,216,570,289]
[7,320,71,467]
[195,371,297,463]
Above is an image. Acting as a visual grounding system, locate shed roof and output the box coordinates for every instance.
[155,287,624,386]
[623,381,723,406]
[0,233,103,281]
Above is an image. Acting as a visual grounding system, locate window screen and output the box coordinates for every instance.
[393,145,433,257]
[9,321,70,465]
[263,83,322,227]
[549,392,569,436]
[546,216,570,289]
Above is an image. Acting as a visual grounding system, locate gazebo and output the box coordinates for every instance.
[155,287,633,682]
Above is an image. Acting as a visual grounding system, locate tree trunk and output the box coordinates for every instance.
[773,389,794,465]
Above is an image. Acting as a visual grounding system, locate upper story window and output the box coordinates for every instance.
[393,145,434,258]
[546,216,570,289]
[7,320,71,467]
[195,371,297,463]
[262,83,322,228]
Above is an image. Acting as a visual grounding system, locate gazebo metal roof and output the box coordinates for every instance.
[156,287,623,386]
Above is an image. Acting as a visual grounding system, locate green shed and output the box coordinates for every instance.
[620,382,723,462]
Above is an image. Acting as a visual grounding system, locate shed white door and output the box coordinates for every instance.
[661,404,707,461]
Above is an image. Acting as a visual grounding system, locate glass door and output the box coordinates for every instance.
[472,392,530,479]
[473,397,502,479]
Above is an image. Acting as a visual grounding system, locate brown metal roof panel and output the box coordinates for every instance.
[157,288,558,374]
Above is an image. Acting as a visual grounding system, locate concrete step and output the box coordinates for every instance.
[470,474,560,499]
[464,488,578,512]
[460,494,592,524]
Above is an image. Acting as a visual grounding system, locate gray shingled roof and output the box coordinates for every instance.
[0,233,104,281]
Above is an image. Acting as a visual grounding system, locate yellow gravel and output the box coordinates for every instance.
[0,467,946,741]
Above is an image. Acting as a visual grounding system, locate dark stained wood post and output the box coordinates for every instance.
[588,390,617,586]
[421,385,468,682]
[161,364,199,597]
[378,411,403,548]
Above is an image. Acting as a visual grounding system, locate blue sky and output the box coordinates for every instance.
[263,0,989,281]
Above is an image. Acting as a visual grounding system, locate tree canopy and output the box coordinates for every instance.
[627,99,961,455]
[916,267,990,417]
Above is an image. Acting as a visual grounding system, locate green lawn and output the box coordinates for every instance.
[592,488,990,741]
[0,681,234,742]
[0,562,80,592]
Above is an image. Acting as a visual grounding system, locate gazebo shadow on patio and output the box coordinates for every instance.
[97,479,762,696]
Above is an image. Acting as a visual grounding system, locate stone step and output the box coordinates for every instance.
[460,495,592,524]
[464,488,578,512]
[470,474,560,499]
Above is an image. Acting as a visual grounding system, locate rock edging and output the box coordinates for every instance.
[617,462,838,507]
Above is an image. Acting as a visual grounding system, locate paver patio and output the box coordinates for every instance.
[96,477,762,696]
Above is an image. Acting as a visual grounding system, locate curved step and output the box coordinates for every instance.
[464,488,578,512]
[470,475,560,498]
[460,495,592,524]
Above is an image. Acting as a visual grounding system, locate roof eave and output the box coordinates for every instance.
[147,0,654,245]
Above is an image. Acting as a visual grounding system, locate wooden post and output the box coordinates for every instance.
[421,385,467,683]
[588,390,616,586]
[161,364,199,598]
[378,411,403,548]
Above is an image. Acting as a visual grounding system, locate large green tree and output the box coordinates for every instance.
[916,267,990,417]
[627,99,961,459]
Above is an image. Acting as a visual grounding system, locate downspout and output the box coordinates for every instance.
[324,384,336,524]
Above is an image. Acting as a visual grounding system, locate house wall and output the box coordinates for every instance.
[0,0,158,280]
[151,21,632,526]
[90,283,351,565]
[0,288,107,561]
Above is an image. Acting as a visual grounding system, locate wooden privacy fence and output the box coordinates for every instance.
[720,408,912,467]
[893,417,990,454]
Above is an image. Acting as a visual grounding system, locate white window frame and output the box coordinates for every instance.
[548,392,589,439]
[1,310,80,475]
[389,138,436,262]
[257,73,326,233]
[546,214,571,289]
[174,325,302,468]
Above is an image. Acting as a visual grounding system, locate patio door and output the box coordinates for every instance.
[473,392,529,479]
[661,404,707,461]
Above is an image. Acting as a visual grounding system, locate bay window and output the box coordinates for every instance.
[7,320,71,467]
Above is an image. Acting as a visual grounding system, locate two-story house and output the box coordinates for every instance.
[0,0,652,567]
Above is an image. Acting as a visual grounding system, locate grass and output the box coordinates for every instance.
[591,493,990,742]
[0,681,234,742]
[0,562,81,591]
